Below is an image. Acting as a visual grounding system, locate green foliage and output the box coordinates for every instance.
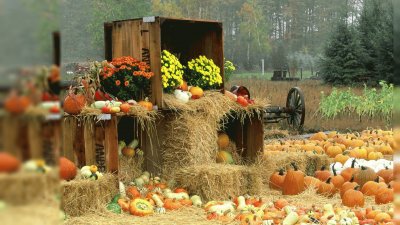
[317,81,393,123]
[224,60,236,82]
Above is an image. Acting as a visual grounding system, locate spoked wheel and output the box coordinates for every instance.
[286,87,305,130]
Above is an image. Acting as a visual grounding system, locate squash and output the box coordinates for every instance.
[126,186,141,199]
[340,175,358,198]
[63,93,86,115]
[129,198,153,216]
[217,133,230,149]
[342,186,364,207]
[335,153,350,165]
[361,177,385,196]
[282,163,305,195]
[189,86,204,99]
[331,163,345,189]
[138,98,153,111]
[0,152,20,173]
[377,167,393,184]
[375,186,393,204]
[304,176,321,190]
[164,192,189,200]
[59,157,77,181]
[354,166,377,188]
[315,166,331,182]
[216,150,234,164]
[317,177,336,197]
[282,212,299,225]
[269,169,286,190]
[190,195,202,207]
[341,159,358,182]
[274,199,289,210]
[326,145,342,158]
[374,212,391,223]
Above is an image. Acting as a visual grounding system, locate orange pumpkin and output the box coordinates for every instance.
[129,198,153,216]
[317,177,336,197]
[334,153,350,165]
[341,159,359,182]
[304,176,321,190]
[59,157,77,181]
[326,145,342,158]
[178,80,188,91]
[126,186,141,199]
[282,163,305,195]
[138,98,153,111]
[342,186,364,207]
[118,198,130,212]
[374,212,391,223]
[164,198,183,210]
[179,198,192,206]
[274,199,289,210]
[217,133,230,149]
[0,152,20,173]
[63,93,86,115]
[375,186,393,204]
[269,169,286,190]
[174,188,187,193]
[4,92,31,114]
[314,165,331,182]
[377,167,393,184]
[340,175,357,198]
[120,103,131,113]
[331,164,345,189]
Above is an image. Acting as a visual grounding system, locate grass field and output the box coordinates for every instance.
[230,70,315,80]
[226,78,388,133]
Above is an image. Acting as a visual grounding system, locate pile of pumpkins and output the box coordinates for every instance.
[0,152,54,174]
[63,90,154,115]
[264,129,395,162]
[59,157,104,181]
[107,172,202,216]
[216,132,235,164]
[118,139,143,158]
[269,161,395,207]
[174,82,204,103]
[204,198,395,224]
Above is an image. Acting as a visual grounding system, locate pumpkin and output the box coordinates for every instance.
[375,186,393,204]
[4,92,31,114]
[374,212,391,223]
[126,186,141,199]
[368,151,382,160]
[310,132,328,141]
[178,80,188,91]
[304,176,321,190]
[217,133,230,149]
[331,164,345,189]
[341,159,358,182]
[189,86,204,99]
[342,186,364,207]
[274,199,289,210]
[366,209,381,220]
[269,169,286,190]
[174,188,187,193]
[59,157,77,181]
[63,93,86,115]
[117,198,130,212]
[361,177,383,196]
[377,167,393,184]
[216,151,234,164]
[315,166,331,182]
[282,163,305,195]
[326,145,342,158]
[355,166,377,188]
[120,103,131,113]
[340,176,357,198]
[164,198,183,210]
[335,153,350,165]
[129,198,153,216]
[0,152,20,173]
[138,98,153,111]
[179,198,193,206]
[317,177,336,197]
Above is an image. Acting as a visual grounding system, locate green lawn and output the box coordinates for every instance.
[230,70,315,80]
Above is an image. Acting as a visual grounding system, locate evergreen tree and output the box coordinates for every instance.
[320,21,365,85]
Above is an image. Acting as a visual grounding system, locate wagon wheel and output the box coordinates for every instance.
[286,87,305,130]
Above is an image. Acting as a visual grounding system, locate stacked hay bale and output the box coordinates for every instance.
[61,173,118,217]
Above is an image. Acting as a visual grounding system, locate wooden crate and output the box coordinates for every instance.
[222,112,264,162]
[1,114,62,164]
[104,16,224,108]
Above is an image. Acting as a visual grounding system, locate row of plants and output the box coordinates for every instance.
[316,81,393,123]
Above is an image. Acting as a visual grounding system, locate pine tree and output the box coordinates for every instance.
[320,20,365,85]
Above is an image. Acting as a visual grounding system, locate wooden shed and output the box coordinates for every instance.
[104,16,224,108]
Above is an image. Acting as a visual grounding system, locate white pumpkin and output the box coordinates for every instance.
[339,217,353,225]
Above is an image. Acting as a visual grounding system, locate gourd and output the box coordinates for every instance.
[119,181,126,198]
[129,198,154,216]
[152,194,166,214]
[282,212,299,225]
[208,202,235,215]
[154,207,166,214]
[236,196,246,211]
[164,192,189,200]
[134,177,144,187]
[80,165,103,180]
[190,195,202,207]
[0,152,20,173]
[323,204,335,218]
[339,217,353,225]
[174,90,191,103]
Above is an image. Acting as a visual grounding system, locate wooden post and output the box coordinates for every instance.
[84,119,96,166]
[28,119,43,160]
[62,117,76,162]
[104,116,118,174]
[244,114,264,161]
[52,32,61,66]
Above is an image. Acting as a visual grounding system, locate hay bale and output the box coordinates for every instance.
[0,203,63,225]
[258,151,331,185]
[160,91,268,175]
[0,170,59,205]
[118,156,144,184]
[174,164,263,201]
[61,173,118,217]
